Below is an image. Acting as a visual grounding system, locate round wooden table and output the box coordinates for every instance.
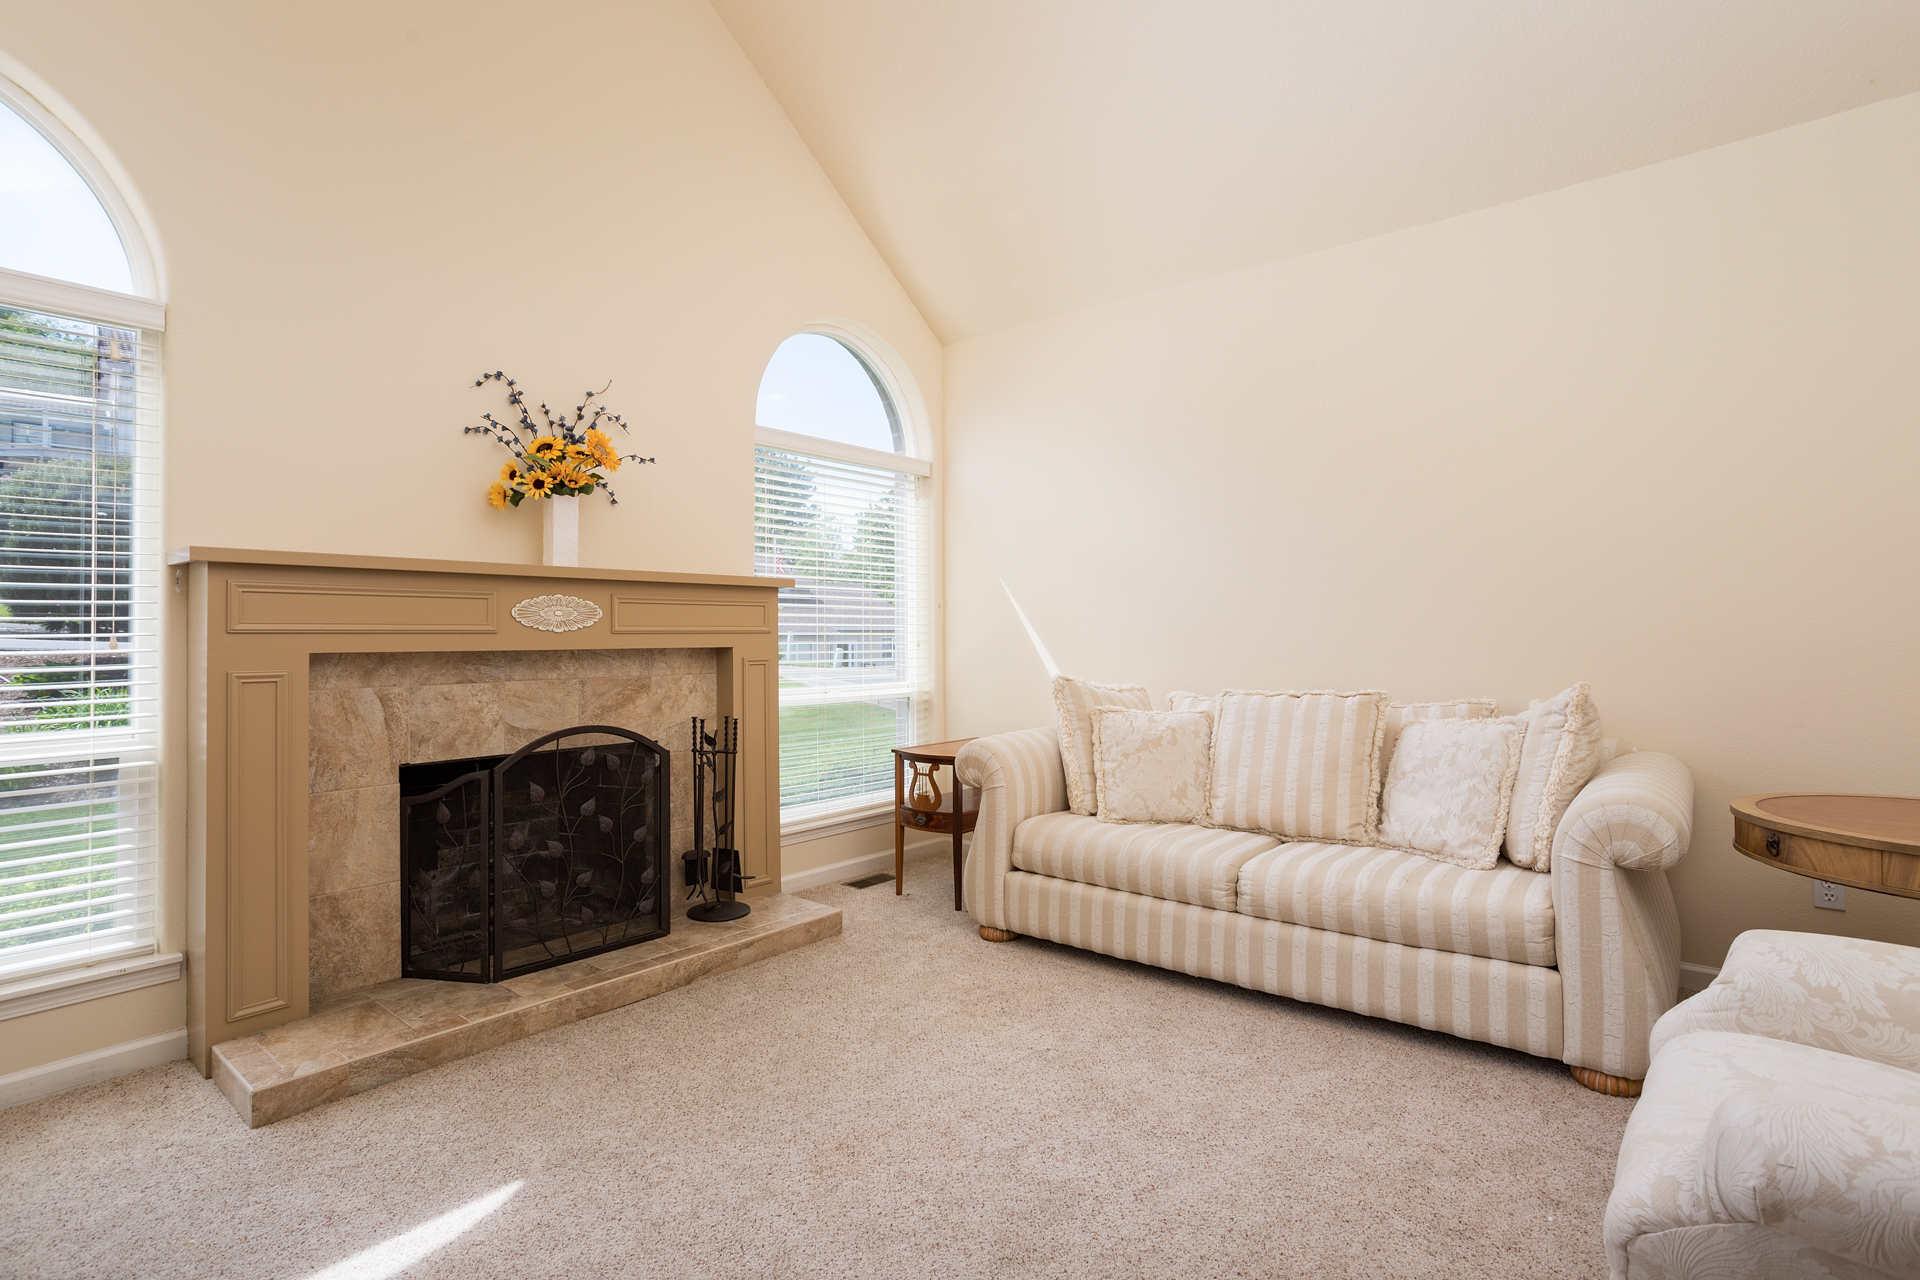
[1731,792,1920,900]
[893,739,978,910]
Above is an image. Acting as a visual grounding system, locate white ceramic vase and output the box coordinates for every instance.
[541,497,580,567]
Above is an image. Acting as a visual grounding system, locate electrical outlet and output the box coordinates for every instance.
[1814,880,1847,911]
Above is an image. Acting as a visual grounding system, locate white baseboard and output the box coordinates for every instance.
[1678,962,1721,997]
[0,1027,187,1113]
[782,848,900,893]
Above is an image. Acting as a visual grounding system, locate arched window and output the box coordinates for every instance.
[752,331,930,827]
[0,75,164,984]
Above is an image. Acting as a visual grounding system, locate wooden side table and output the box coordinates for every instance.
[893,739,978,910]
[1731,792,1920,900]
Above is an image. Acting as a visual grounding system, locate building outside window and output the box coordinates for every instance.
[751,332,930,829]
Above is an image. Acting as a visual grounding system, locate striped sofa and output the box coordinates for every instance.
[957,728,1695,1091]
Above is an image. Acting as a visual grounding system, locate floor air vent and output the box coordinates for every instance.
[845,873,894,890]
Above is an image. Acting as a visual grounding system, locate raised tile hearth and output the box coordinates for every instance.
[211,891,839,1128]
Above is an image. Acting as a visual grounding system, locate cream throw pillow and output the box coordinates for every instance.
[1504,682,1605,872]
[1377,717,1524,870]
[1208,689,1388,842]
[1091,708,1214,825]
[1380,699,1500,779]
[1053,675,1154,816]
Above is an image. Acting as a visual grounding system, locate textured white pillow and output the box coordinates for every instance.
[1505,682,1605,872]
[1091,707,1214,825]
[1377,717,1525,870]
[1166,690,1218,716]
[1380,698,1500,780]
[1052,675,1154,816]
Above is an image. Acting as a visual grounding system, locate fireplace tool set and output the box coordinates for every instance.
[684,715,752,922]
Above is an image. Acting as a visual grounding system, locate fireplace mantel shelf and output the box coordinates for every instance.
[167,545,793,590]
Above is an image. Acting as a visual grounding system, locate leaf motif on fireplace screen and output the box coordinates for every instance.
[510,593,604,633]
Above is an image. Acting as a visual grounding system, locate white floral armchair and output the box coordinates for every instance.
[1605,930,1920,1279]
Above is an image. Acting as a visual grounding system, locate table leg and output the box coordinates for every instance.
[893,753,905,895]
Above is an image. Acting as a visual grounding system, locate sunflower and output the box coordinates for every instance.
[522,471,555,498]
[499,459,527,489]
[486,481,511,510]
[551,461,594,492]
[527,435,565,462]
[584,427,620,471]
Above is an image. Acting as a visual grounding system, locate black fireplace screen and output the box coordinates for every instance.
[399,725,669,983]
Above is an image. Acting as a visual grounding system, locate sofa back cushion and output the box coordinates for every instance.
[1207,689,1388,842]
[1052,675,1154,815]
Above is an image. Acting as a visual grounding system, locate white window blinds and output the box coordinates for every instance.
[0,299,160,981]
[753,444,929,821]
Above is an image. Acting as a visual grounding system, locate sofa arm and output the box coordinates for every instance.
[1553,751,1694,872]
[957,727,1067,933]
[1554,753,1693,1081]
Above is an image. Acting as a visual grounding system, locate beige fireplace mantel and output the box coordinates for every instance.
[172,546,790,1075]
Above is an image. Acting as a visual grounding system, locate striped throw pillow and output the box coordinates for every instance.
[1052,675,1154,816]
[1208,689,1389,842]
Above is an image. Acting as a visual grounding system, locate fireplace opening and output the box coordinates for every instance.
[399,725,670,983]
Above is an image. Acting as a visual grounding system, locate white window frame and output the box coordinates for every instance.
[756,322,934,841]
[0,61,170,1001]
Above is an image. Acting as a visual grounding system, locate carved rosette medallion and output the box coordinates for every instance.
[511,594,603,633]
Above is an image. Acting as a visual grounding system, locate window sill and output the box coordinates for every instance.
[0,950,182,1022]
[781,803,894,843]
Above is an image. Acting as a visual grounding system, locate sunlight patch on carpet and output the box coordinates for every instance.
[306,1181,522,1279]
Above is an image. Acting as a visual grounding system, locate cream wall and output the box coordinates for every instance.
[0,0,940,1076]
[943,93,1920,971]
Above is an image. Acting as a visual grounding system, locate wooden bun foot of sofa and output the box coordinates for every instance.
[978,926,1018,942]
[1570,1065,1643,1097]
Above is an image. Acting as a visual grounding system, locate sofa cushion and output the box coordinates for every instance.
[1650,929,1920,1072]
[1235,841,1556,967]
[1012,812,1278,912]
[1208,689,1388,842]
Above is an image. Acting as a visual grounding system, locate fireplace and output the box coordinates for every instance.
[399,725,671,983]
[176,547,786,1074]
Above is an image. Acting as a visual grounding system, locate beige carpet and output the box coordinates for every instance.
[0,849,1633,1278]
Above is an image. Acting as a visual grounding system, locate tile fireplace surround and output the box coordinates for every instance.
[306,647,713,1001]
[175,548,793,1076]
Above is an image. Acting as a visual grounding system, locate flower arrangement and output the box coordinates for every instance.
[463,370,654,509]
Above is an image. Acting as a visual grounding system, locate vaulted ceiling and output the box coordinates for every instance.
[712,1,1920,343]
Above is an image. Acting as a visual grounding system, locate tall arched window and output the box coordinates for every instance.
[753,331,930,828]
[0,74,164,984]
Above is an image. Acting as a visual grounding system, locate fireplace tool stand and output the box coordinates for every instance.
[684,716,752,922]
